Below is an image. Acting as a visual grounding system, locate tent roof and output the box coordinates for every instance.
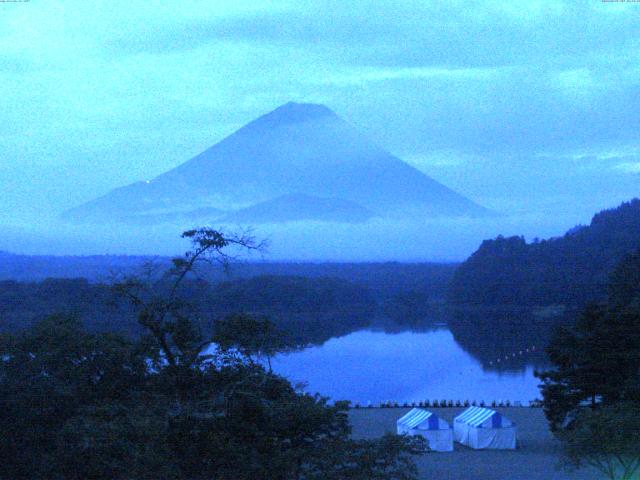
[455,406,501,427]
[397,408,437,429]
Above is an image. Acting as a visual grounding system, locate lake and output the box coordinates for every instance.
[271,328,542,405]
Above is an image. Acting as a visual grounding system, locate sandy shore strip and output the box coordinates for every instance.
[349,407,600,480]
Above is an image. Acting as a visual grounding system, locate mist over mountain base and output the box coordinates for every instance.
[1,212,582,261]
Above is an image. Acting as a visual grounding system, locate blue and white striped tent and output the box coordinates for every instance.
[454,406,517,449]
[397,408,453,452]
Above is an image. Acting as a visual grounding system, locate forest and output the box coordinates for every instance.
[0,229,425,480]
[445,199,640,367]
[0,262,455,348]
[448,199,640,308]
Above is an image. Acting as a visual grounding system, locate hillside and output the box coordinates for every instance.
[448,198,640,307]
[0,262,457,343]
[0,276,373,344]
[62,102,487,225]
[0,269,458,347]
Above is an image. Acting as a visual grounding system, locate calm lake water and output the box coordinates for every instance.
[271,328,542,405]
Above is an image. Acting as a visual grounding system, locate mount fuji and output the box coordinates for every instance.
[63,102,488,225]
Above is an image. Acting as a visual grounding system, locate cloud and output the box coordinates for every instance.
[404,150,486,169]
[0,54,35,74]
[552,68,597,101]
[321,66,503,86]
[1,0,640,234]
[614,162,640,174]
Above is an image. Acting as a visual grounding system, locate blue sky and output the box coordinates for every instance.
[1,0,639,241]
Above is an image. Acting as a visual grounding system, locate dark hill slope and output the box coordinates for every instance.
[449,199,640,307]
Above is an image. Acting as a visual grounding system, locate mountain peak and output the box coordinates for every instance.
[247,102,337,129]
[63,101,489,224]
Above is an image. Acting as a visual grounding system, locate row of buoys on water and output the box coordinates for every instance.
[488,346,536,366]
[351,399,539,408]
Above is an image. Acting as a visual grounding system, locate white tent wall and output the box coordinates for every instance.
[470,426,517,449]
[453,407,517,450]
[396,408,454,452]
[410,427,454,452]
[454,421,472,445]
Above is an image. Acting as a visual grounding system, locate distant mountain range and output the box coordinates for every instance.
[62,102,488,225]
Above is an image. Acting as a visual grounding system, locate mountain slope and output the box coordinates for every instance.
[448,198,640,307]
[219,194,375,224]
[63,102,488,223]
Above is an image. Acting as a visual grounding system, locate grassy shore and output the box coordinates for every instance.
[349,407,600,480]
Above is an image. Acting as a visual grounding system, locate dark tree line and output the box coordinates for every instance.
[0,229,424,480]
[0,274,376,347]
[0,262,453,347]
[537,250,640,480]
[0,250,457,298]
[446,199,640,369]
[449,199,640,307]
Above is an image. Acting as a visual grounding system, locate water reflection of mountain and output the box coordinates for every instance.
[371,302,448,334]
[271,328,543,404]
[271,295,565,375]
[365,304,558,373]
[445,305,571,372]
[0,268,564,374]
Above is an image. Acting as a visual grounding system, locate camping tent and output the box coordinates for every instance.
[453,406,517,449]
[396,408,453,452]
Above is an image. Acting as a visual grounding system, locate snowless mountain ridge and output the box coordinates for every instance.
[63,102,489,225]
